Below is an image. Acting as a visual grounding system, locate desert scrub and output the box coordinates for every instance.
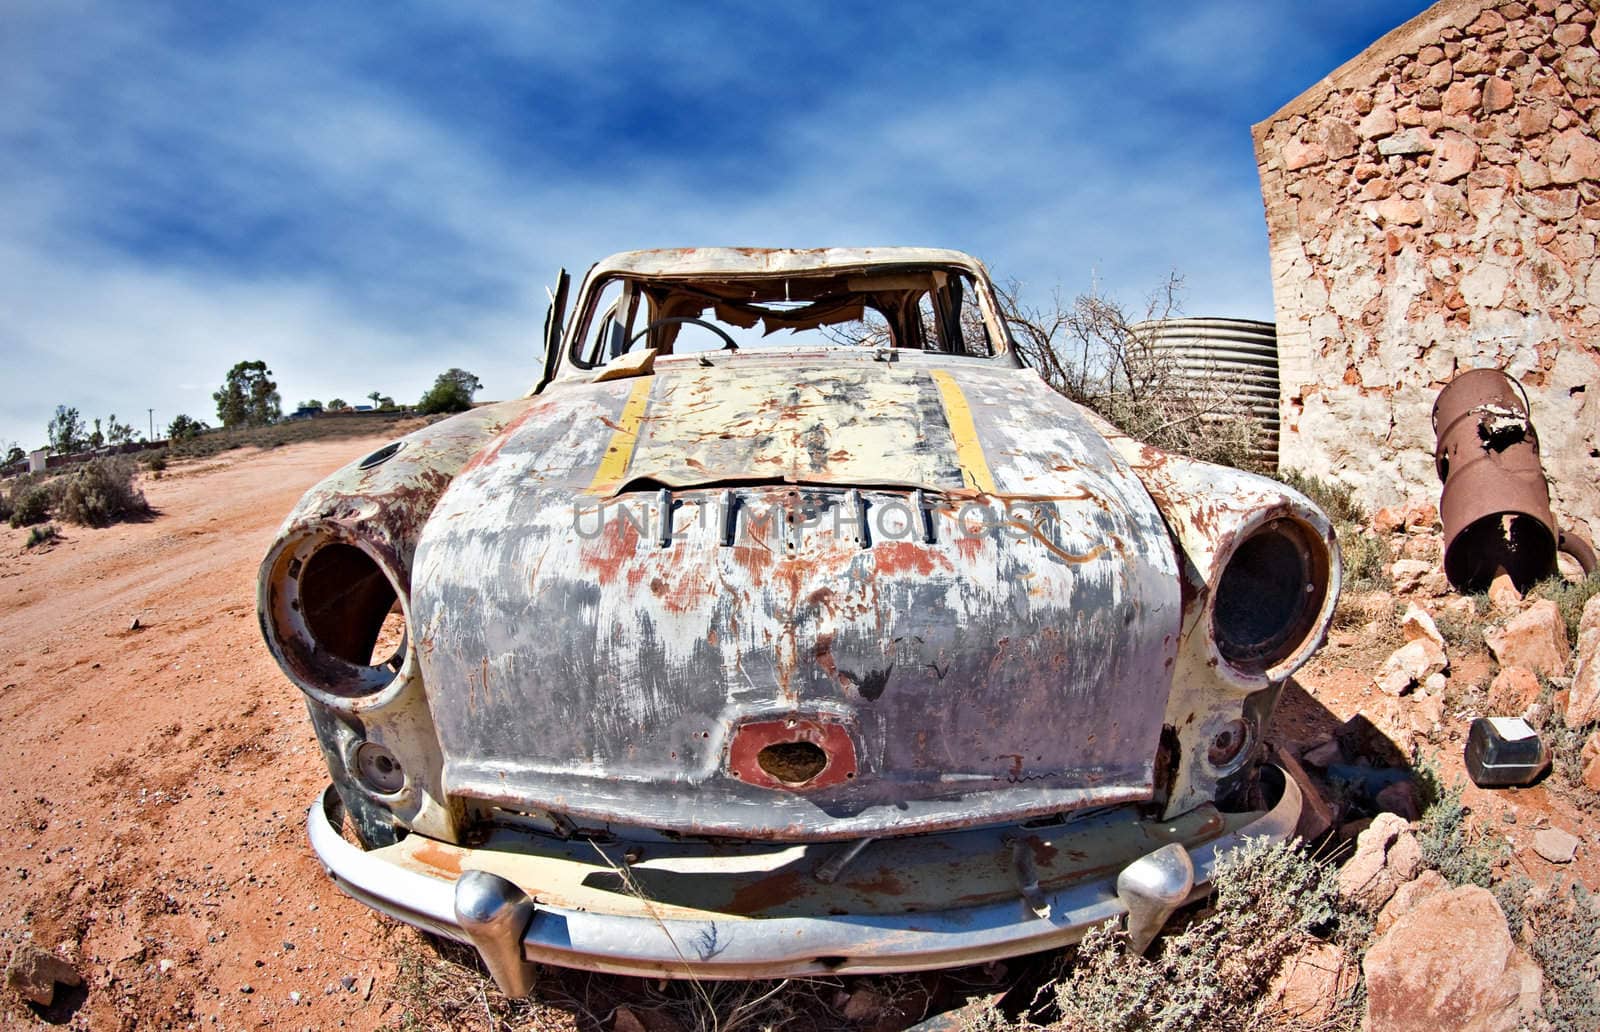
[1337,526,1391,594]
[24,523,59,548]
[1414,773,1503,888]
[1432,596,1490,656]
[1051,836,1344,1032]
[1523,881,1600,1032]
[1527,572,1600,642]
[56,457,149,527]
[8,482,52,527]
[1275,469,1367,528]
[1532,680,1595,801]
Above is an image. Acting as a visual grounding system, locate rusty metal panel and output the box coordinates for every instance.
[411,352,1182,840]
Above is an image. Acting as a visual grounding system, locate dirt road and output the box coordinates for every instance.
[1,438,414,1030]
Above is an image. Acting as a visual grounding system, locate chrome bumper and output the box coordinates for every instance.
[307,770,1300,994]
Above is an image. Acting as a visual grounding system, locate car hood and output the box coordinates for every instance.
[411,352,1182,840]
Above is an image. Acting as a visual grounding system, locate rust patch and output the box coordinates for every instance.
[725,871,808,916]
[727,717,858,791]
[872,542,944,577]
[411,840,464,877]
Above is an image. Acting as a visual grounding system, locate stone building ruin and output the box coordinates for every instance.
[1254,0,1600,544]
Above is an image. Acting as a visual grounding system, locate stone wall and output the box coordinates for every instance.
[1254,0,1600,545]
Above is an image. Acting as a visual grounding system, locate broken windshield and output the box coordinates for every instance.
[568,266,1002,369]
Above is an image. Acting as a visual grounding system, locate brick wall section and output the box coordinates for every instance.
[1254,0,1600,544]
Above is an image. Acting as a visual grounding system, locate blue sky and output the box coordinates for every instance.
[0,1,1431,451]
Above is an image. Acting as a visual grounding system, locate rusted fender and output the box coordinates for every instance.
[257,398,541,844]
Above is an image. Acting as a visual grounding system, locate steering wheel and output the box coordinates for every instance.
[627,316,739,353]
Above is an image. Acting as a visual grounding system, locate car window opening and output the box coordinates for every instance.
[571,268,999,370]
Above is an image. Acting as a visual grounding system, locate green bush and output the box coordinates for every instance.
[25,523,59,548]
[55,457,149,527]
[8,483,52,527]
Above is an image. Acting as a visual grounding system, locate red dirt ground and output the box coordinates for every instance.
[1,438,412,1030]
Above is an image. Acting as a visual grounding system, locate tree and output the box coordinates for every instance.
[326,398,348,411]
[2,442,24,466]
[378,395,396,410]
[47,405,87,454]
[213,360,282,427]
[167,414,209,441]
[367,391,382,409]
[417,368,483,414]
[296,399,324,413]
[104,414,135,446]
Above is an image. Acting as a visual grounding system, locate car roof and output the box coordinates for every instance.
[586,247,989,280]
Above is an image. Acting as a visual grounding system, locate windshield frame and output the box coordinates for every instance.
[551,250,1016,383]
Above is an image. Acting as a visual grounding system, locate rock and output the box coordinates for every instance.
[1487,573,1522,610]
[1276,744,1336,840]
[1549,126,1600,183]
[1401,603,1445,649]
[1484,600,1570,677]
[5,943,82,1007]
[1379,129,1432,157]
[1531,827,1579,864]
[1433,132,1480,182]
[1409,692,1446,738]
[1374,506,1407,534]
[1323,119,1360,160]
[1581,732,1600,793]
[1360,106,1399,139]
[1375,869,1448,935]
[1337,812,1421,910]
[1363,887,1541,1032]
[1482,77,1516,113]
[1487,666,1542,714]
[1443,81,1482,115]
[1376,638,1448,696]
[1391,559,1446,595]
[1262,942,1354,1026]
[1378,197,1425,225]
[1302,738,1343,768]
[613,1006,648,1032]
[1565,595,1600,727]
[1405,504,1440,531]
[1284,140,1328,171]
[1376,780,1422,821]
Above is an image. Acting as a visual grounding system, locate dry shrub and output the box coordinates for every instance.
[996,275,1266,472]
[55,457,149,527]
[8,482,52,527]
[1049,837,1346,1032]
[1527,572,1600,643]
[1523,881,1600,1032]
[1275,470,1368,528]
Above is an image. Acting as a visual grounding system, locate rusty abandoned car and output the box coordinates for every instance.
[258,247,1339,994]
